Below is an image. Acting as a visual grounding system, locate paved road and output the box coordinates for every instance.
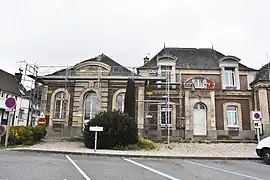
[0,151,269,180]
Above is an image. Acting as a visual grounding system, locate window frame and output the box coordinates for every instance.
[53,91,67,119]
[193,78,207,89]
[226,105,239,127]
[160,104,172,126]
[83,91,101,123]
[160,66,172,82]
[223,68,236,87]
[116,92,125,112]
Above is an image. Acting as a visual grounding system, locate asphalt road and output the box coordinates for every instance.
[0,151,269,180]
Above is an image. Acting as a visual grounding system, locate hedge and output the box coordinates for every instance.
[83,110,138,149]
[0,126,47,146]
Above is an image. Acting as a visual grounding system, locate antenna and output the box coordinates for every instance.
[16,60,26,73]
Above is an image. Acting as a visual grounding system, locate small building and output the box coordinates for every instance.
[0,69,30,126]
[250,63,270,138]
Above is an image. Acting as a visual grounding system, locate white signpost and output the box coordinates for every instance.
[252,111,262,142]
[4,97,16,147]
[89,126,103,152]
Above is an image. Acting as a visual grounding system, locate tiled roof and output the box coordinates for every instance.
[139,48,256,71]
[254,63,270,82]
[47,54,132,76]
[0,69,26,96]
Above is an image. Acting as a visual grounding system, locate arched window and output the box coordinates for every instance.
[193,102,206,110]
[226,105,238,126]
[54,91,67,119]
[84,91,101,123]
[116,92,125,112]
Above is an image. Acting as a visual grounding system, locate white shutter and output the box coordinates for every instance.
[221,72,225,90]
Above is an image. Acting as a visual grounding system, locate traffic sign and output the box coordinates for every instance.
[89,126,103,132]
[0,125,6,137]
[5,97,16,109]
[252,111,262,121]
[89,126,104,152]
[37,118,46,127]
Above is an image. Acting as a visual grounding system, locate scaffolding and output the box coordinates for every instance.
[30,63,185,141]
[16,62,40,127]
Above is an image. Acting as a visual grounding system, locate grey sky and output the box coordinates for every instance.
[1,0,270,75]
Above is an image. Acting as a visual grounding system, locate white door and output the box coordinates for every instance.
[193,103,207,136]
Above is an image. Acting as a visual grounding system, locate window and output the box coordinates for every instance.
[193,78,207,88]
[116,93,125,112]
[161,66,172,82]
[226,106,238,127]
[18,109,24,119]
[194,102,206,110]
[54,92,67,119]
[160,104,172,125]
[223,68,235,87]
[84,92,101,123]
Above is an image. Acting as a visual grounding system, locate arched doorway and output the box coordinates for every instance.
[83,91,101,124]
[193,102,207,136]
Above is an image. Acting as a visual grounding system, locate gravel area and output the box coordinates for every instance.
[11,138,259,158]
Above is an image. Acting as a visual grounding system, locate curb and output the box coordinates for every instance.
[10,148,260,160]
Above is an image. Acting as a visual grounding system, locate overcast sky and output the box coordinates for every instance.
[1,0,270,75]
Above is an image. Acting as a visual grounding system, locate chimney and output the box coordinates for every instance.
[143,56,149,65]
[15,69,23,83]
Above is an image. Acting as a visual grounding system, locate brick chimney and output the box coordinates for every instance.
[143,56,149,65]
[15,68,23,83]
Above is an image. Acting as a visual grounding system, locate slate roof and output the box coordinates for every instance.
[47,54,132,76]
[139,48,256,71]
[0,69,26,96]
[253,63,270,82]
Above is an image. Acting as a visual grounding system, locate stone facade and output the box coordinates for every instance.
[37,48,270,140]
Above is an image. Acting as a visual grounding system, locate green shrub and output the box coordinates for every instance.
[83,110,138,149]
[0,126,47,146]
[138,137,155,150]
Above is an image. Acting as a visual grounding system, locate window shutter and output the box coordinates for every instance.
[221,72,225,89]
[203,79,207,88]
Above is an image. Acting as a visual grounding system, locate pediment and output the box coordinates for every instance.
[184,76,215,89]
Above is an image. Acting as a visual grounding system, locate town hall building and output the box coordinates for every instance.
[35,47,270,140]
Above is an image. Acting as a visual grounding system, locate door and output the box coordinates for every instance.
[193,103,207,136]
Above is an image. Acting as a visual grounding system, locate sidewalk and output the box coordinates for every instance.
[10,138,260,160]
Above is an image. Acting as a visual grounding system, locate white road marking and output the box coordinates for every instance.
[246,161,270,168]
[124,158,180,180]
[65,155,91,180]
[185,160,263,180]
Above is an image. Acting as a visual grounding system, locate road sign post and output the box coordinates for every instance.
[252,111,262,142]
[4,97,16,147]
[89,126,103,152]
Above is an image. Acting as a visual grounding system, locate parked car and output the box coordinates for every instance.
[256,136,270,164]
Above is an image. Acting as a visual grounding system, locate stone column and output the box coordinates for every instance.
[40,85,48,114]
[210,91,216,130]
[258,89,270,124]
[137,86,145,133]
[184,90,190,130]
[220,67,225,90]
[235,67,240,90]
